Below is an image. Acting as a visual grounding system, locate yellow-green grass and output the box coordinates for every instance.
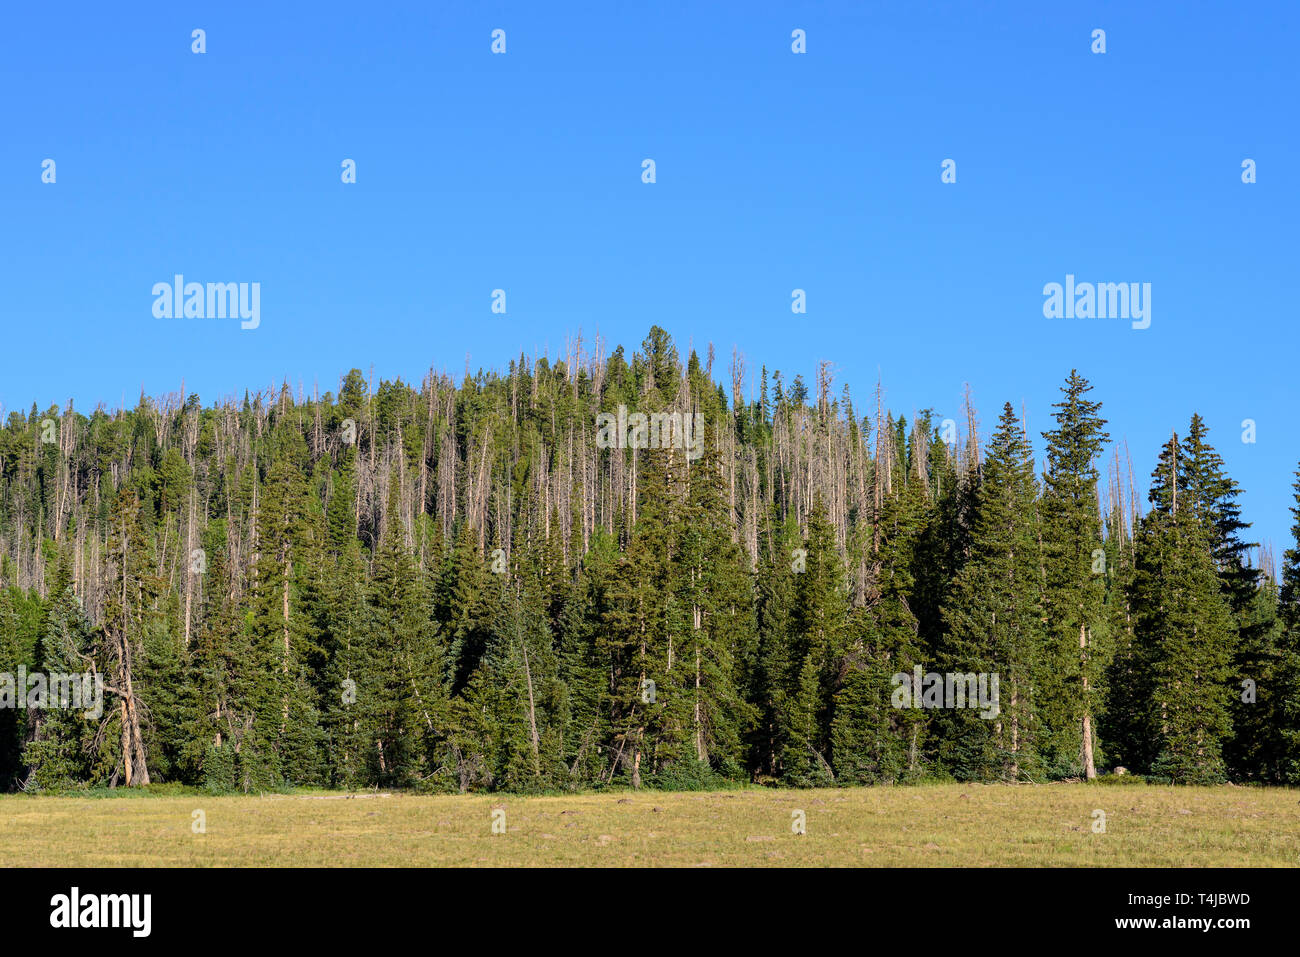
[1,782,1296,866]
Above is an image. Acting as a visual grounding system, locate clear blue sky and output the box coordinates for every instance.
[2,1,1296,554]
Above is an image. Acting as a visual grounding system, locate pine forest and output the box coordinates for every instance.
[2,326,1298,794]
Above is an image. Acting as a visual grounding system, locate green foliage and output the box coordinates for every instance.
[0,340,1292,791]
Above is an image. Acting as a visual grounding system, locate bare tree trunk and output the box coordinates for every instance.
[183,487,195,648]
[694,644,705,763]
[281,550,291,730]
[1009,679,1020,781]
[521,644,541,777]
[120,699,132,787]
[1081,623,1095,779]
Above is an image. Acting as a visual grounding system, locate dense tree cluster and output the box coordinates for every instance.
[0,327,1296,792]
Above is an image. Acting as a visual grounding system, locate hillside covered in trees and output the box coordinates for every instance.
[1,326,1297,793]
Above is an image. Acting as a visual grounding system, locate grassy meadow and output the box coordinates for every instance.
[1,781,1296,867]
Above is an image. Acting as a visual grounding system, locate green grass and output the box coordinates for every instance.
[2,782,1296,866]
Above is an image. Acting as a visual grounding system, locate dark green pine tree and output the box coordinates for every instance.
[601,444,676,789]
[875,425,931,631]
[750,510,801,780]
[187,519,261,792]
[911,410,967,653]
[828,420,928,786]
[1180,416,1260,611]
[940,403,1045,782]
[1129,435,1235,783]
[136,598,188,783]
[443,522,495,694]
[314,452,379,788]
[1273,465,1300,784]
[831,602,922,785]
[1232,569,1285,781]
[21,555,97,789]
[555,528,617,788]
[1177,415,1275,780]
[365,472,448,786]
[248,447,325,787]
[320,536,384,789]
[671,439,756,784]
[781,500,846,787]
[392,518,453,791]
[1038,371,1111,779]
[0,580,34,789]
[871,428,931,779]
[471,558,569,793]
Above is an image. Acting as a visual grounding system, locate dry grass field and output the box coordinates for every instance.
[1,782,1296,867]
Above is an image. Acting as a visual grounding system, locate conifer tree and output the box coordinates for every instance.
[444,523,495,693]
[1273,466,1300,784]
[474,575,567,792]
[940,404,1044,781]
[1128,435,1235,783]
[556,530,616,787]
[188,521,261,792]
[780,501,845,786]
[249,446,323,786]
[0,582,30,790]
[751,511,800,780]
[672,440,755,781]
[1039,371,1110,778]
[872,432,930,778]
[1177,416,1277,780]
[602,445,676,788]
[21,557,96,789]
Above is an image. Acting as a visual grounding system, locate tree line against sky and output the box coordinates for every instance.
[0,327,1297,791]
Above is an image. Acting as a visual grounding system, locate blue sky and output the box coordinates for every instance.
[2,1,1296,552]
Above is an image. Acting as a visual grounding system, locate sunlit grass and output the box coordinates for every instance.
[1,782,1295,866]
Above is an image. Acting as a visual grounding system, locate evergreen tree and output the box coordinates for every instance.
[1039,371,1110,778]
[940,404,1045,781]
[780,501,846,786]
[671,440,755,783]
[1178,416,1272,779]
[21,557,97,789]
[248,448,323,787]
[751,511,800,780]
[1128,435,1235,783]
[1273,466,1300,784]
[601,445,676,788]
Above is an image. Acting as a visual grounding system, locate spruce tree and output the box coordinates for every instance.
[672,439,755,782]
[1178,416,1272,778]
[751,510,800,780]
[780,501,846,786]
[940,404,1045,781]
[601,444,676,788]
[1273,465,1300,784]
[21,556,97,789]
[1129,435,1235,783]
[249,447,323,787]
[1039,371,1110,778]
